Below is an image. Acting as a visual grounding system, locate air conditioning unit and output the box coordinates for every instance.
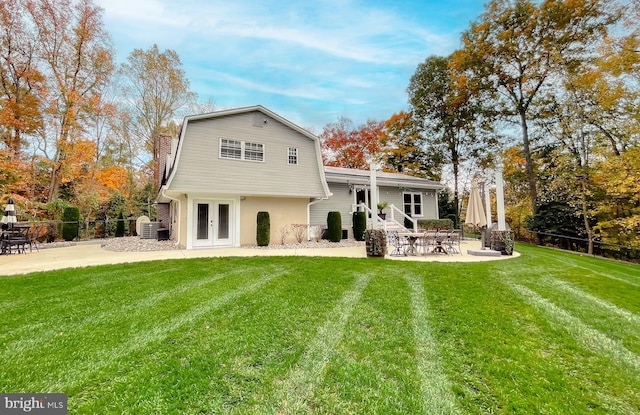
[141,222,161,239]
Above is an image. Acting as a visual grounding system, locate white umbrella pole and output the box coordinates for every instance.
[484,182,492,228]
[496,164,506,231]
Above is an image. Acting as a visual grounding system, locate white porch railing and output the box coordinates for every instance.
[388,204,417,232]
[352,203,417,232]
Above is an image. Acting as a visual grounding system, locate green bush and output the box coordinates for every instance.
[417,218,454,230]
[62,206,80,241]
[115,212,125,237]
[352,211,366,241]
[256,211,270,246]
[327,211,342,242]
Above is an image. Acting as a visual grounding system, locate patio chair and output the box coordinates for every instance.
[443,230,462,254]
[3,231,27,254]
[388,231,409,256]
[416,231,436,255]
[418,231,439,254]
[25,223,43,252]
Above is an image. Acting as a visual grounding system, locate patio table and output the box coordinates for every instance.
[398,232,424,255]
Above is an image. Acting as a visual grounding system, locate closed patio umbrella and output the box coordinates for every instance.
[465,181,487,228]
[1,198,17,229]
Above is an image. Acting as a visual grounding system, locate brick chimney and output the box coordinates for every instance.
[155,133,173,189]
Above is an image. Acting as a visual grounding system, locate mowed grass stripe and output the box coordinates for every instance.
[404,274,459,415]
[540,276,640,326]
[0,268,248,357]
[507,281,640,373]
[525,247,640,287]
[8,267,287,392]
[275,272,372,414]
[0,266,185,316]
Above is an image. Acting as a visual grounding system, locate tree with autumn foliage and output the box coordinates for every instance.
[378,111,441,180]
[119,44,196,187]
[320,117,384,169]
[26,0,115,202]
[408,54,498,216]
[0,0,45,159]
[454,0,621,214]
[593,146,640,248]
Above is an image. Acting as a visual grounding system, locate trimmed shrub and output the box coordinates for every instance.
[352,211,366,241]
[115,212,125,237]
[417,218,454,231]
[62,207,80,241]
[327,211,342,242]
[257,211,270,246]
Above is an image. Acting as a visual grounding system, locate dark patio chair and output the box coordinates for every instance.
[3,231,27,254]
[388,231,409,256]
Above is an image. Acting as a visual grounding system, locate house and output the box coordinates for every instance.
[156,105,444,249]
[310,166,445,237]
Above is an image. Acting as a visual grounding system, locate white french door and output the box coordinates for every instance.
[193,200,233,247]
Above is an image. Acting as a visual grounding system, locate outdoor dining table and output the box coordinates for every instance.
[398,232,425,256]
[398,231,449,256]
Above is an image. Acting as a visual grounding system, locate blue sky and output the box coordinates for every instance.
[96,0,487,133]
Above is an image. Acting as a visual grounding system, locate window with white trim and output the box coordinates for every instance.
[288,147,298,165]
[403,192,423,217]
[244,142,264,161]
[219,138,264,162]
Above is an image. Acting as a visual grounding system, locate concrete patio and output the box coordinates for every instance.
[0,238,519,276]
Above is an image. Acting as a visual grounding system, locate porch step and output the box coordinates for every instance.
[383,221,409,233]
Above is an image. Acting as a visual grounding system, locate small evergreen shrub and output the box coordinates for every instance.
[115,212,125,237]
[352,211,366,241]
[62,207,80,241]
[327,211,342,242]
[257,211,270,246]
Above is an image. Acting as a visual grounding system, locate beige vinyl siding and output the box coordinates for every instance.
[169,111,325,198]
[310,183,353,228]
[379,188,439,218]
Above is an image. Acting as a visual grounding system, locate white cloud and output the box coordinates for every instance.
[96,0,483,129]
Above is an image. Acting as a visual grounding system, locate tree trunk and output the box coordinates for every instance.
[520,111,538,214]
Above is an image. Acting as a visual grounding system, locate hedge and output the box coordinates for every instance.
[62,206,80,241]
[257,211,270,246]
[352,211,366,241]
[327,211,342,242]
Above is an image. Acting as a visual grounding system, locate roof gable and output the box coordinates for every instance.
[161,105,331,199]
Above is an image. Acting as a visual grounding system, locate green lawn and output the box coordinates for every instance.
[1,244,639,414]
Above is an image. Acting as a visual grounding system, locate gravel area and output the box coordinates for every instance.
[96,236,364,252]
[101,237,183,251]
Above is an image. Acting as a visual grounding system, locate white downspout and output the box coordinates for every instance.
[307,195,331,240]
[160,186,181,245]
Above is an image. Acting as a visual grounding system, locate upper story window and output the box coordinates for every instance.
[220,139,242,159]
[288,147,298,165]
[220,138,264,162]
[403,192,423,217]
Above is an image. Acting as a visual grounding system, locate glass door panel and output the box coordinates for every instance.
[216,203,230,241]
[196,203,210,240]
